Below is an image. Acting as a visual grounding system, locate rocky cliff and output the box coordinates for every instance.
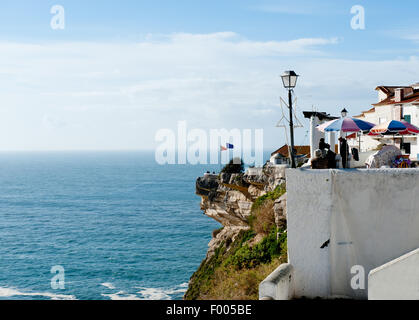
[184,165,288,300]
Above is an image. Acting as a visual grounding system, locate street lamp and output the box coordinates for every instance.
[341,108,348,118]
[281,71,299,89]
[281,71,299,169]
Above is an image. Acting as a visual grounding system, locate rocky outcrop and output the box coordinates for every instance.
[244,165,287,192]
[195,164,288,259]
[274,193,287,227]
[185,164,288,300]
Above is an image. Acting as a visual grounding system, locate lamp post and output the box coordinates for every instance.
[341,108,348,118]
[281,71,299,168]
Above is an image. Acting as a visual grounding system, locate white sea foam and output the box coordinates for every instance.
[101,282,116,290]
[0,286,76,300]
[100,282,189,300]
[101,291,141,300]
[137,282,189,300]
[137,287,171,300]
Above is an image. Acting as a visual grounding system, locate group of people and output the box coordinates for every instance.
[311,137,350,169]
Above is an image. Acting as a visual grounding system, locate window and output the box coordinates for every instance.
[403,143,411,154]
[404,115,411,123]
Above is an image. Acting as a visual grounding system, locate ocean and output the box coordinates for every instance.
[0,151,223,300]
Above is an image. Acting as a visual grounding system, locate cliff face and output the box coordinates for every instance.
[184,165,288,300]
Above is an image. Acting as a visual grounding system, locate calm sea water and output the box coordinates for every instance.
[0,151,224,300]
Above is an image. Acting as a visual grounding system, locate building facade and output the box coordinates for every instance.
[353,83,419,159]
[302,111,338,158]
[270,144,311,166]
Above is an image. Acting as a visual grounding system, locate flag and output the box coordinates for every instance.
[226,143,234,149]
[220,145,228,151]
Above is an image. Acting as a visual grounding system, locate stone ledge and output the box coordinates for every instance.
[259,263,294,300]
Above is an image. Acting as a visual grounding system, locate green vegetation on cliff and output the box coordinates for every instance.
[184,184,287,300]
[251,184,286,212]
[224,227,286,269]
[184,227,287,300]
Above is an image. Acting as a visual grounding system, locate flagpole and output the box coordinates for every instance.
[219,146,221,173]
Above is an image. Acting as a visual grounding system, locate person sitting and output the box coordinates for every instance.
[318,138,336,168]
[311,149,329,169]
[319,138,330,158]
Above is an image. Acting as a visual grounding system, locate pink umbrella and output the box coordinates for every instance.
[400,120,419,134]
[317,117,376,133]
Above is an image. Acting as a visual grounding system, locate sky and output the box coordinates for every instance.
[0,0,418,151]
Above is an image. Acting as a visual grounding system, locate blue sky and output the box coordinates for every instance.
[1,0,417,56]
[0,1,418,151]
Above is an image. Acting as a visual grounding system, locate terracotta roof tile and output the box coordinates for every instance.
[354,107,375,118]
[373,85,419,106]
[271,145,311,157]
[271,144,338,157]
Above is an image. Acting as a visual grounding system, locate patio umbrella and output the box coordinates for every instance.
[317,117,376,133]
[368,120,419,136]
[402,120,419,134]
[368,120,419,158]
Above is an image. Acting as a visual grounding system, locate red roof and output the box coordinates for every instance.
[346,133,357,139]
[354,107,376,118]
[272,144,339,157]
[355,84,419,118]
[373,85,419,106]
[271,145,311,158]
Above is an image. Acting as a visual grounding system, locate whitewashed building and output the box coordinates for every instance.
[353,83,419,159]
[260,168,419,300]
[302,111,338,158]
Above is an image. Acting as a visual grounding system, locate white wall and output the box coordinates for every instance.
[286,168,419,299]
[403,104,419,127]
[410,140,419,160]
[286,169,333,298]
[259,264,294,300]
[368,248,419,300]
[310,116,325,158]
[327,131,336,152]
[403,104,419,159]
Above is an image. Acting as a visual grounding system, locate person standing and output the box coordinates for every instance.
[327,149,337,169]
[339,137,349,168]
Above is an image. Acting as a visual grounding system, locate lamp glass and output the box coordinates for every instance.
[281,71,298,89]
[290,75,298,88]
[281,75,290,88]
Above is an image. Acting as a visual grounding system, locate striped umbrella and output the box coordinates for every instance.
[368,120,419,136]
[317,117,376,133]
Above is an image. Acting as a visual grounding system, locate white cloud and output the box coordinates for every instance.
[42,115,69,129]
[383,28,419,45]
[404,34,419,43]
[0,32,416,151]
